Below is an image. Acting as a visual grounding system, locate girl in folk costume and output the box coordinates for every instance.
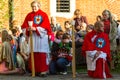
[0,30,15,72]
[20,35,29,61]
[0,30,21,74]
[102,10,118,69]
[10,29,26,73]
[10,30,25,73]
[11,29,18,66]
[20,35,30,72]
[82,21,112,79]
[0,30,25,74]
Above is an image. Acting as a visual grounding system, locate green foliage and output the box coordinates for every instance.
[0,0,9,28]
[113,51,120,73]
[8,0,14,28]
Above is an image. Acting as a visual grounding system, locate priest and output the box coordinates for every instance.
[82,21,112,79]
[21,1,52,77]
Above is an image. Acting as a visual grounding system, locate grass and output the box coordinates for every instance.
[67,64,120,74]
[67,65,87,73]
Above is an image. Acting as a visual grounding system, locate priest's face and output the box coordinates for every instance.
[99,22,104,32]
[31,2,39,12]
[97,22,104,32]
[95,21,104,33]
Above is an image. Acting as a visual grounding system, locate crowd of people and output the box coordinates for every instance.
[0,0,120,79]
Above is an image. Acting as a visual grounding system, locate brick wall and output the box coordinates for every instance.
[105,0,120,20]
[56,0,120,30]
[1,0,120,30]
[13,0,50,27]
[76,0,108,24]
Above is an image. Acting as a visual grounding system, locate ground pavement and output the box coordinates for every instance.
[0,72,120,80]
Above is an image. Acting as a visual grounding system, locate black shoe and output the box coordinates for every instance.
[40,74,47,77]
[35,73,40,76]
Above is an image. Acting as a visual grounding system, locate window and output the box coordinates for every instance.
[56,0,70,12]
[50,0,75,18]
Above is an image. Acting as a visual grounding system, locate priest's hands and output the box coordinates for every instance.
[28,27,36,31]
[96,51,101,56]
[79,38,84,42]
[95,51,101,57]
[93,51,101,61]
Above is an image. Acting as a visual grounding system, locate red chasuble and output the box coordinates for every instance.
[21,9,52,36]
[82,30,112,79]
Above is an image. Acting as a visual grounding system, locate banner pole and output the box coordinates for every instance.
[28,21,35,77]
[71,20,76,78]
